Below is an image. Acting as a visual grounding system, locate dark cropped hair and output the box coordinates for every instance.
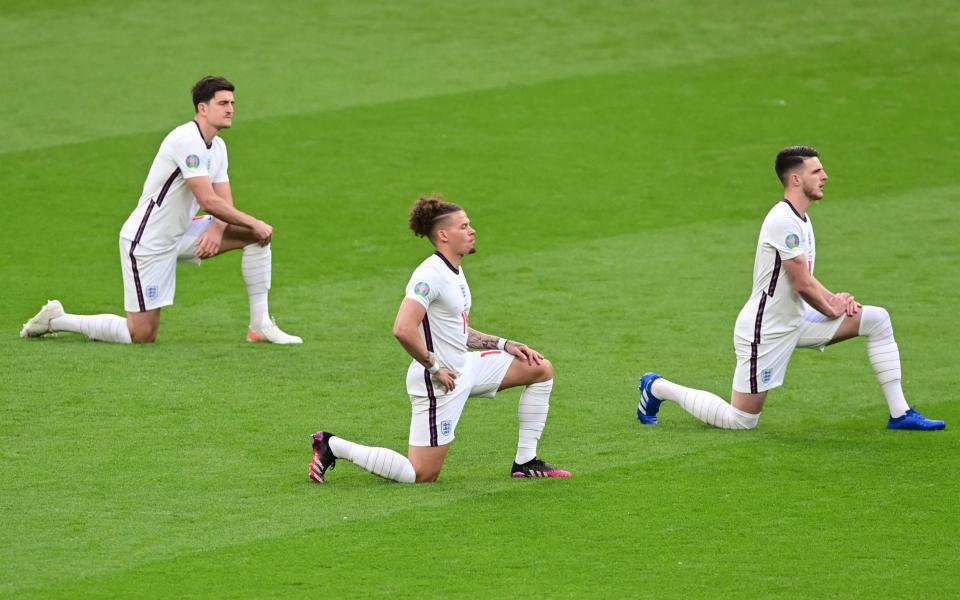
[191,76,235,111]
[408,194,463,239]
[775,146,819,184]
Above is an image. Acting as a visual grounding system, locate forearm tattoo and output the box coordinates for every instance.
[467,328,500,350]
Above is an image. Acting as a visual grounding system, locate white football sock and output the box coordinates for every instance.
[242,243,272,329]
[50,314,132,344]
[516,378,553,464]
[652,378,759,429]
[328,436,416,483]
[859,305,909,418]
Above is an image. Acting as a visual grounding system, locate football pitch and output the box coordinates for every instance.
[2,1,958,597]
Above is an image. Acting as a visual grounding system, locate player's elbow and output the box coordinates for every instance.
[392,323,415,345]
[195,194,220,214]
[790,279,817,298]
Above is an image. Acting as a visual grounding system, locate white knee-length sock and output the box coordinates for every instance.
[860,305,909,418]
[242,243,272,329]
[50,314,132,344]
[328,437,416,483]
[516,378,553,463]
[651,378,759,430]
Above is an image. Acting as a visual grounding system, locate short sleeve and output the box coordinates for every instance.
[168,132,209,180]
[211,139,229,183]
[763,212,805,260]
[404,268,440,309]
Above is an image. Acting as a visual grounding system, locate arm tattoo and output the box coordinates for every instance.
[467,328,500,350]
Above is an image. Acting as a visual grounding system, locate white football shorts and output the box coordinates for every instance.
[120,215,213,312]
[733,308,846,393]
[408,349,515,447]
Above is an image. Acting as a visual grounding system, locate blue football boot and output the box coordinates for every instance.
[637,372,663,425]
[887,408,945,431]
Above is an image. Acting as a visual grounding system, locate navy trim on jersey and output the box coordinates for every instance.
[154,168,180,208]
[422,314,439,446]
[127,167,181,311]
[424,371,439,447]
[192,120,213,150]
[767,252,783,297]
[433,251,460,275]
[422,313,435,352]
[129,200,156,312]
[750,253,783,393]
[780,198,807,222]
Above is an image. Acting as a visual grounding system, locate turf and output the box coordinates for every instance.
[2,1,958,597]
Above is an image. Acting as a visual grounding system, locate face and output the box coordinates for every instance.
[198,90,235,130]
[795,156,828,200]
[436,210,476,256]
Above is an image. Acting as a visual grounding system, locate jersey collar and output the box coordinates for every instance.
[192,120,213,150]
[434,251,460,275]
[780,198,808,222]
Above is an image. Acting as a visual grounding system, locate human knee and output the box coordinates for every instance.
[129,322,158,343]
[535,358,554,382]
[243,241,271,255]
[130,330,157,344]
[414,466,441,483]
[859,305,892,337]
[409,450,445,483]
[730,405,761,429]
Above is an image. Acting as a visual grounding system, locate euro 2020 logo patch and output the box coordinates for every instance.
[785,233,800,250]
[185,154,201,169]
[414,281,430,298]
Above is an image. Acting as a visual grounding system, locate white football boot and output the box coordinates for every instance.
[20,299,65,338]
[246,317,302,344]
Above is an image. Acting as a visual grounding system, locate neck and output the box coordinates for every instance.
[782,191,811,217]
[435,248,462,268]
[193,117,218,145]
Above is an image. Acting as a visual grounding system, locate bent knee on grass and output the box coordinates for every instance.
[408,444,449,483]
[127,311,160,343]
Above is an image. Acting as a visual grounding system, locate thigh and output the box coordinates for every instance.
[408,383,471,448]
[498,355,553,391]
[466,350,516,398]
[827,310,862,345]
[797,309,847,349]
[175,215,214,263]
[215,224,260,254]
[732,333,798,394]
[121,239,177,312]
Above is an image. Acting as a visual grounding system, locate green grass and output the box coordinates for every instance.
[2,1,959,597]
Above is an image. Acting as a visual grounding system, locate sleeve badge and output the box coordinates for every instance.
[414,282,431,297]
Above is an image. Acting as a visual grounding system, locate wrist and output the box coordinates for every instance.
[426,352,441,374]
[497,338,506,351]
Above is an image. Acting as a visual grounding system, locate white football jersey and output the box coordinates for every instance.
[119,121,229,254]
[735,199,817,343]
[404,252,472,396]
